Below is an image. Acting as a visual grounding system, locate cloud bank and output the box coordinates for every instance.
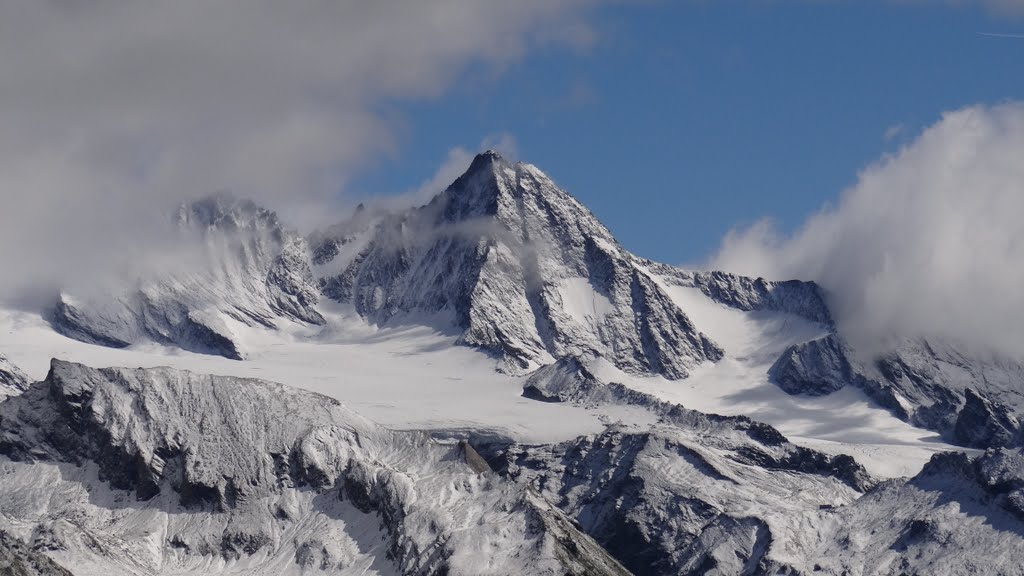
[711,103,1024,358]
[0,1,596,305]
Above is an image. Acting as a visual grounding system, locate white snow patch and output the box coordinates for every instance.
[556,277,613,328]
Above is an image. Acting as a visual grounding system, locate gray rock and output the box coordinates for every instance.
[954,388,1022,449]
[808,449,1024,575]
[768,334,1024,449]
[504,357,879,575]
[768,334,858,396]
[648,265,834,326]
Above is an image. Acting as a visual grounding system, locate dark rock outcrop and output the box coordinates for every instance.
[954,388,1022,449]
[648,265,834,326]
[768,334,858,396]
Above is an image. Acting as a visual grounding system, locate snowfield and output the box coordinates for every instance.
[0,304,656,446]
[0,286,962,479]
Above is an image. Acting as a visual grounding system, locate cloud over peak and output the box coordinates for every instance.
[712,102,1024,358]
[0,1,597,304]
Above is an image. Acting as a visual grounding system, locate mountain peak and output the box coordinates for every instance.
[475,148,505,163]
[460,149,510,180]
[315,154,723,378]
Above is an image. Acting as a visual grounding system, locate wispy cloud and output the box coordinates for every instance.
[883,123,906,142]
[977,31,1024,38]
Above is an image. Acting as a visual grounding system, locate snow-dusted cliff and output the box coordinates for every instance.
[0,353,29,399]
[3,149,1022,573]
[647,265,1024,451]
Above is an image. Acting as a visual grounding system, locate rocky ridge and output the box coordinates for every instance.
[505,355,1024,575]
[0,357,1020,574]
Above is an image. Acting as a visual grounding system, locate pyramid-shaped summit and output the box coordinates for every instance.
[313,152,723,378]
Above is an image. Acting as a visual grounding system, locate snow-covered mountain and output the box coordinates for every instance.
[51,193,324,360]
[311,151,721,378]
[46,152,1024,454]
[2,150,1023,573]
[642,264,1024,450]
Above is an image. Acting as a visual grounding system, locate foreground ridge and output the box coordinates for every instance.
[0,359,1018,574]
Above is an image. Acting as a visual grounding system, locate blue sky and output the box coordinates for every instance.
[351,1,1024,265]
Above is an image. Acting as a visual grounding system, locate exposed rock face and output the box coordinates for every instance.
[0,354,30,399]
[1,358,1021,575]
[0,360,629,576]
[51,193,324,359]
[643,262,1024,452]
[0,531,74,576]
[522,355,607,404]
[504,356,1024,575]
[768,334,858,396]
[312,151,722,378]
[955,388,1022,449]
[520,356,873,490]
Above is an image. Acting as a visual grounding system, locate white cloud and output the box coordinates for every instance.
[892,0,1024,17]
[0,1,597,305]
[883,123,906,142]
[711,102,1024,358]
